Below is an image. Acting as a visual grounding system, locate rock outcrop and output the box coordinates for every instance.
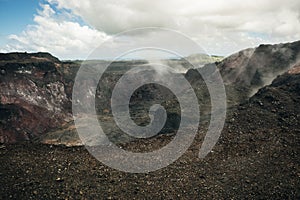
[1,40,299,145]
[187,40,300,106]
[0,53,72,143]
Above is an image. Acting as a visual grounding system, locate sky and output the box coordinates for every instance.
[0,0,300,60]
[0,0,37,46]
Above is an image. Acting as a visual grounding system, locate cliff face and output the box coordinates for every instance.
[219,41,300,87]
[1,40,300,145]
[0,53,72,143]
[222,41,300,98]
[186,40,300,106]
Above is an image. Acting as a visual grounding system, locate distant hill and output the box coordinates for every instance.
[161,53,223,73]
[184,53,223,65]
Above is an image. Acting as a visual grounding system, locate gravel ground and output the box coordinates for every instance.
[1,72,299,199]
[0,125,298,200]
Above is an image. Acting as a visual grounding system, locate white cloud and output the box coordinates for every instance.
[48,0,300,35]
[1,4,109,59]
[1,0,300,59]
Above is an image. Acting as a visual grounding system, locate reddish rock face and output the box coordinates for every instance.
[288,63,300,75]
[218,41,300,86]
[0,53,72,143]
[186,40,300,107]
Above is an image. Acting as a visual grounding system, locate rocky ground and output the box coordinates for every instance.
[0,124,298,199]
[1,70,299,199]
[0,41,300,199]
